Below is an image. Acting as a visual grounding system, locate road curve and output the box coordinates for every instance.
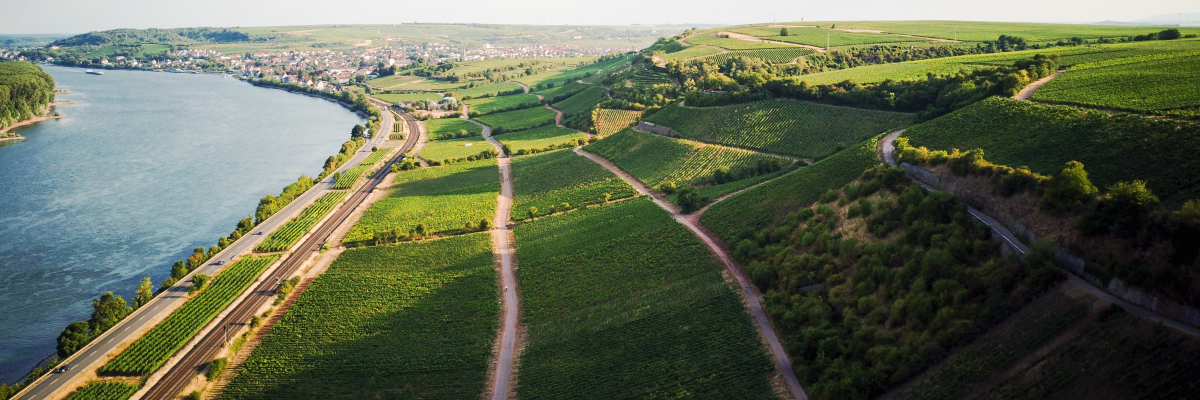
[12,110,396,400]
[545,104,564,127]
[1013,71,1064,101]
[574,148,809,400]
[140,108,419,400]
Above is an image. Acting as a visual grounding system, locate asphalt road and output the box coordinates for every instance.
[140,108,417,400]
[13,109,395,400]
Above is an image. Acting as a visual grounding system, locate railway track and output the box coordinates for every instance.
[141,108,420,400]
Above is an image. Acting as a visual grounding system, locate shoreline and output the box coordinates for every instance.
[0,101,76,135]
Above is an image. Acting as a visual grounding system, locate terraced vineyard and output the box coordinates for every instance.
[584,128,700,187]
[63,382,139,400]
[343,159,498,243]
[645,100,913,158]
[627,69,673,86]
[425,117,483,140]
[510,149,638,220]
[255,191,347,252]
[494,125,588,155]
[662,45,723,62]
[474,106,557,133]
[218,234,497,400]
[513,198,776,399]
[463,93,541,116]
[552,86,606,117]
[100,255,280,376]
[1033,50,1200,116]
[593,109,641,137]
[703,47,814,64]
[332,164,370,190]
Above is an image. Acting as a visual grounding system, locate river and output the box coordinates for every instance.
[0,66,363,383]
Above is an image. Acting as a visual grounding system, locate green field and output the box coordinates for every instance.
[425,117,483,140]
[662,45,724,62]
[584,128,700,187]
[419,135,493,163]
[593,109,641,137]
[783,21,1200,42]
[700,135,881,242]
[731,26,924,47]
[703,47,815,64]
[514,54,633,87]
[494,124,588,155]
[366,75,425,88]
[552,86,607,117]
[473,106,557,133]
[255,191,346,252]
[645,100,913,159]
[904,97,1200,203]
[218,234,497,400]
[510,149,638,220]
[63,382,139,400]
[1033,50,1200,114]
[100,255,280,376]
[445,57,595,76]
[344,160,497,243]
[373,92,444,104]
[513,198,776,399]
[463,93,540,116]
[686,32,791,50]
[533,82,589,102]
[448,81,524,99]
[332,164,369,190]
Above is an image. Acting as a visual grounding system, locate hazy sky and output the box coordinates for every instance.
[2,0,1197,34]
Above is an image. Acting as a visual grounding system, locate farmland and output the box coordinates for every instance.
[359,147,393,166]
[627,69,673,86]
[332,164,369,190]
[63,382,139,400]
[512,198,776,399]
[425,118,483,140]
[449,81,524,99]
[100,255,280,376]
[657,145,792,189]
[645,100,913,158]
[510,149,638,220]
[514,55,631,87]
[703,48,815,64]
[686,32,791,50]
[731,26,924,47]
[419,134,493,164]
[373,92,443,104]
[662,45,723,62]
[365,75,425,88]
[904,97,1200,202]
[1032,50,1200,115]
[777,21,1200,42]
[343,159,497,243]
[551,86,607,117]
[218,234,497,400]
[463,93,540,116]
[584,128,700,187]
[473,106,557,134]
[493,124,589,155]
[593,109,641,137]
[255,191,346,252]
[533,82,589,103]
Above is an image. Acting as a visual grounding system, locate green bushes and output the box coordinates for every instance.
[206,357,228,381]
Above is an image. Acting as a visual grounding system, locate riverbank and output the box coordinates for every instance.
[0,101,76,135]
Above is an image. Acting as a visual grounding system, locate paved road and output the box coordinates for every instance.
[574,148,809,400]
[139,108,417,400]
[13,110,393,400]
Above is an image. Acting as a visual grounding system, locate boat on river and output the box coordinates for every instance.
[85,69,104,75]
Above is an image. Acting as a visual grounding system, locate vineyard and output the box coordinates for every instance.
[904,97,1200,202]
[100,255,280,376]
[700,134,881,243]
[514,55,631,87]
[551,86,606,117]
[359,147,393,166]
[533,82,589,103]
[583,128,701,187]
[344,159,498,243]
[644,100,913,158]
[332,164,369,190]
[463,93,541,116]
[657,145,793,191]
[63,382,139,400]
[510,149,638,220]
[592,109,641,137]
[661,45,723,62]
[474,106,557,134]
[702,47,815,64]
[255,191,347,252]
[425,118,483,140]
[449,81,523,98]
[1032,50,1200,116]
[627,69,673,86]
[218,234,498,400]
[512,198,776,399]
[494,124,589,155]
[686,32,790,50]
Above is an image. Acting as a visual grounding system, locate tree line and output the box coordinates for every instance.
[0,61,56,131]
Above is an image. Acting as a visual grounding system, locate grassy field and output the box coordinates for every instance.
[700,135,881,242]
[420,136,492,163]
[344,160,497,243]
[552,86,607,117]
[463,93,540,116]
[703,48,815,64]
[1033,49,1200,115]
[474,106,556,133]
[662,45,724,62]
[217,234,497,400]
[510,149,638,220]
[494,124,588,155]
[513,198,776,399]
[584,128,700,187]
[904,97,1200,203]
[645,100,913,159]
[373,92,444,104]
[424,118,483,140]
[593,109,641,137]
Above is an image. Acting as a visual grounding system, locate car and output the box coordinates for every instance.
[256,231,264,235]
[54,365,70,373]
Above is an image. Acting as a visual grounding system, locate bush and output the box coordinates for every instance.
[206,358,228,381]
[1041,161,1098,214]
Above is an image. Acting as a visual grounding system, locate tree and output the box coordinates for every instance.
[1080,181,1159,237]
[676,185,710,214]
[90,292,130,333]
[135,277,153,308]
[56,321,91,358]
[350,124,366,139]
[1159,29,1182,40]
[780,28,791,36]
[190,274,213,294]
[479,219,490,230]
[1041,161,1097,214]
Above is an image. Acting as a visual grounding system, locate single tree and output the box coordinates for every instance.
[1041,160,1097,213]
[135,277,154,308]
[56,321,91,358]
[350,124,366,139]
[780,27,791,36]
[90,292,130,333]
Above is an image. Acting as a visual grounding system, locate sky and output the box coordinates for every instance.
[2,0,1197,34]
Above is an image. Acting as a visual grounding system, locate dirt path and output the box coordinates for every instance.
[545,104,564,127]
[716,31,826,53]
[472,119,522,400]
[534,94,544,101]
[1013,71,1064,101]
[574,148,809,400]
[514,81,530,94]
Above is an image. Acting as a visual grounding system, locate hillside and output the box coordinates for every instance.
[0,61,56,132]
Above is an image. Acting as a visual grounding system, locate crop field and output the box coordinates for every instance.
[445,57,595,76]
[659,145,792,188]
[425,118,483,140]
[360,147,393,166]
[533,82,589,102]
[628,69,674,86]
[510,149,638,220]
[332,164,370,190]
[494,125,588,155]
[512,198,776,399]
[645,100,913,158]
[344,160,498,243]
[593,109,641,137]
[373,92,444,104]
[784,21,1200,42]
[218,234,497,400]
[515,55,632,87]
[904,97,1200,203]
[551,86,606,116]
[420,135,493,163]
[100,255,280,376]
[686,32,791,50]
[474,106,556,133]
[584,128,700,187]
[365,75,424,88]
[463,93,540,116]
[449,81,524,99]
[700,134,880,242]
[1033,50,1200,114]
[703,48,815,64]
[255,192,347,252]
[732,26,924,47]
[63,382,139,400]
[662,45,724,62]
